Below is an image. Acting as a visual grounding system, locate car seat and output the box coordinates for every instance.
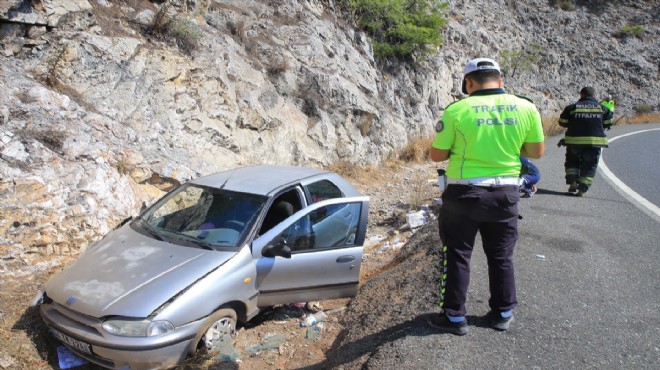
[259,200,294,235]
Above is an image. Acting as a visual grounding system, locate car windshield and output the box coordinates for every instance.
[137,184,267,249]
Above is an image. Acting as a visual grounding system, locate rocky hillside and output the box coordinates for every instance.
[1,0,658,274]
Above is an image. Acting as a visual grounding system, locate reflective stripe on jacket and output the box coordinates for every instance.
[559,97,613,148]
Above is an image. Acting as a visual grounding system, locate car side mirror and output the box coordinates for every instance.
[139,201,147,214]
[262,237,292,259]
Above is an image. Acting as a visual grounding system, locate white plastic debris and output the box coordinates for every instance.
[406,211,427,228]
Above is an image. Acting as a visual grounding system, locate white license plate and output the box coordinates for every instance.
[49,327,92,355]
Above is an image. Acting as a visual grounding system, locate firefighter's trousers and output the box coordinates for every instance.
[564,145,602,192]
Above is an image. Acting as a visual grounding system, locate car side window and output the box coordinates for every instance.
[280,202,362,252]
[258,189,303,236]
[306,180,343,203]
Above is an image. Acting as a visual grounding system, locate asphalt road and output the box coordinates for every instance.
[601,126,660,212]
[356,124,660,369]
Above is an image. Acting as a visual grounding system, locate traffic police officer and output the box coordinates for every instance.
[600,94,615,113]
[559,86,613,196]
[428,58,545,335]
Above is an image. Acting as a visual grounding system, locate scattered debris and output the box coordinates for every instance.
[306,301,322,311]
[406,206,435,229]
[536,254,546,260]
[214,333,239,363]
[56,346,87,369]
[301,310,327,327]
[246,334,287,356]
[306,322,324,340]
[325,306,347,315]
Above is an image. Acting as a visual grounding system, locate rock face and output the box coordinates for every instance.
[0,0,658,272]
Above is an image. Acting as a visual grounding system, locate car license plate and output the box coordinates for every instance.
[49,327,92,355]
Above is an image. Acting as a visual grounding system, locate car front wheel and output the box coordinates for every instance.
[201,308,237,351]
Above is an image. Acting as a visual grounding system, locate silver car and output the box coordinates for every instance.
[34,165,369,369]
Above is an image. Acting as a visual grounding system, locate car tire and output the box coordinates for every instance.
[201,308,237,352]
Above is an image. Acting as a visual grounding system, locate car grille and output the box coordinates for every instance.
[41,293,115,368]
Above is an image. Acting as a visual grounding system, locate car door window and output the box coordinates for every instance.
[258,189,303,236]
[280,202,362,252]
[306,180,343,203]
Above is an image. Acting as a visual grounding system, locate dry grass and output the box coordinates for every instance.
[327,161,391,188]
[542,114,564,137]
[227,19,246,42]
[18,128,67,154]
[45,47,67,88]
[396,136,433,163]
[358,113,376,137]
[0,264,86,370]
[266,56,290,76]
[328,137,434,185]
[328,136,438,213]
[625,112,660,124]
[405,171,436,211]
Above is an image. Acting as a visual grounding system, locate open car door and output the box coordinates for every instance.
[252,196,369,307]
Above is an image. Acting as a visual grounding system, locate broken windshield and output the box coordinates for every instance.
[138,184,267,249]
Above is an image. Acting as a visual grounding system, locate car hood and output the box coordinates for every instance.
[44,224,237,318]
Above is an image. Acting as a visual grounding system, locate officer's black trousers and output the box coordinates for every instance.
[564,146,602,192]
[438,184,519,317]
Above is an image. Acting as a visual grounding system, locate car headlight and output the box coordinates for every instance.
[102,318,174,337]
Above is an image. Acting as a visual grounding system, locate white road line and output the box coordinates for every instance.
[600,128,660,222]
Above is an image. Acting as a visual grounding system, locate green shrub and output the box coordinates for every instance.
[170,19,202,54]
[556,0,575,11]
[146,1,201,55]
[499,44,541,79]
[617,24,645,39]
[345,0,448,60]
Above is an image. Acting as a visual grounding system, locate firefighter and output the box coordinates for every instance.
[559,87,614,197]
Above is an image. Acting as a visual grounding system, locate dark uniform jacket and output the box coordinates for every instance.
[559,97,613,147]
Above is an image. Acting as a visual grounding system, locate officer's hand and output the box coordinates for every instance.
[557,138,565,147]
[604,124,612,131]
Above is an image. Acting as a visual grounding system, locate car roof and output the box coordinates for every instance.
[190,165,359,197]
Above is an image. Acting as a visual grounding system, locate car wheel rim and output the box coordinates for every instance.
[203,316,236,351]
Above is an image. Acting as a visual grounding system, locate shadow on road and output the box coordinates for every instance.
[534,188,576,196]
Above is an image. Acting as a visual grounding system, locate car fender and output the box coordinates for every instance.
[154,245,259,327]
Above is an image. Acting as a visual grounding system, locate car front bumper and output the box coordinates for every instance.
[40,301,203,370]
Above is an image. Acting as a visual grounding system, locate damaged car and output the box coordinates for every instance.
[34,165,369,369]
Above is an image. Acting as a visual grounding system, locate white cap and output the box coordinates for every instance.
[463,58,501,77]
[462,58,501,94]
